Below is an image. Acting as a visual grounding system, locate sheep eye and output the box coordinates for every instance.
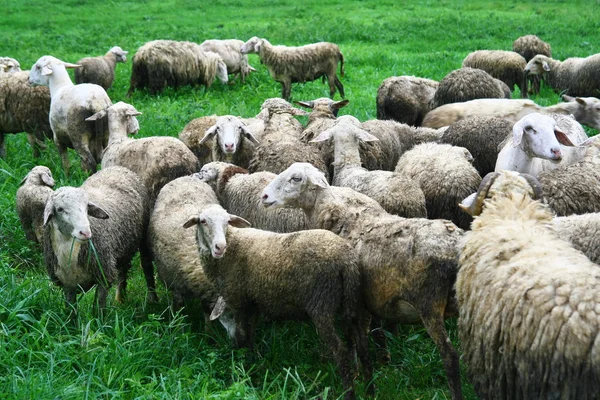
[200,219,207,225]
[291,176,302,182]
[57,207,64,213]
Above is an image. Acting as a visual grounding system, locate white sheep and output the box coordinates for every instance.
[199,39,256,83]
[16,166,55,244]
[74,46,128,90]
[0,57,21,74]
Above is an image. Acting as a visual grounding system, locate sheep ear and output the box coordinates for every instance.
[199,125,218,145]
[41,173,55,187]
[290,107,309,117]
[357,130,379,142]
[254,40,262,53]
[43,199,54,226]
[542,61,550,71]
[332,99,350,110]
[295,100,314,109]
[554,128,576,147]
[210,296,227,320]
[562,94,575,102]
[64,63,81,69]
[460,172,501,216]
[41,64,53,76]
[126,110,142,117]
[88,202,109,219]
[307,169,329,188]
[575,97,587,106]
[228,214,251,228]
[248,65,257,72]
[85,109,108,122]
[241,126,260,145]
[512,122,524,147]
[310,128,333,143]
[183,216,199,229]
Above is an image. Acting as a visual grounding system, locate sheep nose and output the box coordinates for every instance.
[224,143,234,151]
[262,193,269,200]
[551,148,562,159]
[79,230,92,239]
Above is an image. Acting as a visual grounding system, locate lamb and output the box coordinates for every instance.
[128,40,228,95]
[429,67,511,110]
[512,35,552,94]
[376,76,439,126]
[86,102,200,204]
[28,55,112,175]
[395,142,481,230]
[524,53,600,97]
[196,161,309,232]
[240,36,344,100]
[74,46,128,90]
[199,39,256,83]
[456,170,600,399]
[42,166,156,315]
[310,115,427,218]
[0,57,21,73]
[262,163,466,400]
[16,166,55,244]
[184,203,371,399]
[462,50,528,97]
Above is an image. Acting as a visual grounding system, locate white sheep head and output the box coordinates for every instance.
[109,46,128,63]
[261,162,329,210]
[240,36,264,55]
[512,113,576,162]
[524,54,552,75]
[28,55,81,86]
[0,57,21,73]
[199,116,260,155]
[20,166,55,187]
[562,95,600,131]
[85,101,142,135]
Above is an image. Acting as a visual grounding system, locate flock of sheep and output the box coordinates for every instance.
[3,32,600,400]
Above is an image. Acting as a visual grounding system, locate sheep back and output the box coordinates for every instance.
[554,213,600,264]
[74,54,116,90]
[376,76,439,126]
[512,35,552,61]
[462,50,527,96]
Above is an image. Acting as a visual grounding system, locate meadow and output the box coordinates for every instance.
[1,0,599,398]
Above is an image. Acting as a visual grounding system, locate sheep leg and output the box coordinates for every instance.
[280,80,292,101]
[335,77,345,98]
[350,310,375,396]
[0,133,5,159]
[370,316,391,364]
[25,132,41,158]
[64,288,78,321]
[114,263,129,304]
[139,244,158,303]
[94,285,109,319]
[56,142,71,177]
[73,140,98,174]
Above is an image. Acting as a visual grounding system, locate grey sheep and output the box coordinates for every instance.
[262,163,466,400]
[457,170,600,400]
[74,46,128,90]
[197,161,309,232]
[240,36,344,100]
[16,166,55,244]
[395,142,481,230]
[128,40,228,95]
[512,35,552,95]
[0,57,20,73]
[462,50,528,98]
[199,39,256,83]
[429,67,511,110]
[376,76,439,126]
[524,53,600,97]
[42,166,156,314]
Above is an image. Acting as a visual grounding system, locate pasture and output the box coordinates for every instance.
[1,0,598,399]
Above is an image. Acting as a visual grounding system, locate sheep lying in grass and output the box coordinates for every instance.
[240,36,344,100]
[462,50,528,97]
[513,35,552,94]
[16,166,55,244]
[457,170,600,399]
[74,46,128,90]
[262,163,465,400]
[376,76,439,126]
[199,39,256,83]
[0,57,20,73]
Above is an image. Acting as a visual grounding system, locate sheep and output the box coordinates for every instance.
[196,161,309,232]
[524,53,600,97]
[128,40,228,95]
[310,115,427,218]
[28,55,112,175]
[240,36,344,100]
[16,166,55,244]
[261,163,466,400]
[199,39,256,83]
[395,142,481,230]
[74,46,128,90]
[0,70,52,158]
[184,203,371,400]
[42,166,155,315]
[376,76,439,126]
[553,213,600,264]
[512,35,552,94]
[0,57,21,73]
[429,67,511,110]
[86,101,200,204]
[456,170,600,399]
[462,50,528,97]
[421,96,600,130]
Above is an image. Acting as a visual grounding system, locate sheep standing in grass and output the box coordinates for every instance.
[457,171,600,399]
[199,39,256,83]
[29,55,112,175]
[240,36,344,100]
[462,50,528,97]
[0,57,20,73]
[74,46,128,90]
[376,76,439,126]
[128,40,228,95]
[262,163,465,400]
[513,35,552,94]
[16,166,55,244]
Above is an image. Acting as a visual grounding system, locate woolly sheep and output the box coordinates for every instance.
[311,115,427,218]
[512,35,552,95]
[429,67,511,110]
[462,50,528,97]
[87,102,200,203]
[0,57,21,73]
[553,213,600,264]
[16,166,55,244]
[42,166,155,314]
[376,76,439,126]
[262,163,465,400]
[128,40,228,95]
[199,39,256,83]
[240,36,344,100]
[457,171,600,399]
[29,55,112,175]
[74,46,128,90]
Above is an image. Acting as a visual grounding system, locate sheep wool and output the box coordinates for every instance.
[376,76,439,126]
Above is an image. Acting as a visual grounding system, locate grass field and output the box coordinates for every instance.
[1,1,599,399]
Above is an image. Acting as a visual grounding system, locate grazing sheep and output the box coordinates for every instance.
[184,203,370,399]
[512,35,552,94]
[524,53,600,97]
[457,170,600,400]
[199,39,256,83]
[87,102,200,203]
[16,166,55,244]
[376,76,439,126]
[262,163,466,400]
[462,50,528,97]
[240,36,344,100]
[197,162,309,232]
[429,68,511,110]
[0,57,21,73]
[395,142,481,230]
[311,115,427,218]
[74,46,128,90]
[29,55,112,175]
[128,40,228,95]
[0,70,52,158]
[42,166,154,314]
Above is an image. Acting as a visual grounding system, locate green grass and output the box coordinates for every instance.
[1,0,599,399]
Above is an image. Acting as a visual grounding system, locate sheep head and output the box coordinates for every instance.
[261,162,329,210]
[109,46,128,63]
[512,113,576,162]
[29,55,81,86]
[86,101,141,136]
[200,116,260,155]
[20,166,55,187]
[296,98,350,117]
[240,36,264,55]
[524,54,552,75]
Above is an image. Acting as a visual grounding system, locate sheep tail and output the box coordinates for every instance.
[342,259,360,323]
[339,52,345,77]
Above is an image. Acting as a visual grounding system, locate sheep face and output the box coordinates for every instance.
[43,187,109,242]
[86,101,141,135]
[109,46,128,63]
[29,55,81,86]
[261,162,328,209]
[0,57,21,73]
[513,113,575,162]
[564,95,600,130]
[240,37,262,55]
[200,116,259,155]
[21,166,55,187]
[524,54,552,75]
